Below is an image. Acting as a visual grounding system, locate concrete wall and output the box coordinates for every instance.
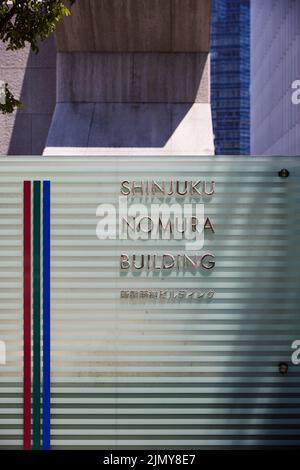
[0,36,56,155]
[55,0,211,52]
[45,0,214,156]
[251,0,300,155]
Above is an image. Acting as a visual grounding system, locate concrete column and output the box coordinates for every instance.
[44,0,214,155]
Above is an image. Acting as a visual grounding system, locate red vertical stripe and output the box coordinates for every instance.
[23,181,31,450]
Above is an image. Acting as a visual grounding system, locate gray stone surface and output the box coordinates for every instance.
[90,0,171,52]
[172,0,211,52]
[57,52,210,104]
[169,103,213,154]
[19,68,56,114]
[27,38,57,68]
[57,53,132,103]
[44,102,213,155]
[0,114,32,155]
[55,0,95,52]
[46,103,95,147]
[0,1,213,155]
[56,0,211,52]
[56,0,170,52]
[31,114,54,155]
[133,53,210,103]
[0,36,56,155]
[46,0,214,155]
[0,42,29,68]
[88,103,172,147]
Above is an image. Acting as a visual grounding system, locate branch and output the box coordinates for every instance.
[0,3,18,33]
[0,83,22,114]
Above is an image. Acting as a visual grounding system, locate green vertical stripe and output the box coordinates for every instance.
[33,181,41,450]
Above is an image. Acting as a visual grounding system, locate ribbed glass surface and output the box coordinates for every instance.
[0,156,300,449]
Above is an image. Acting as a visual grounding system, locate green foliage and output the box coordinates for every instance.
[0,0,75,113]
[0,82,22,114]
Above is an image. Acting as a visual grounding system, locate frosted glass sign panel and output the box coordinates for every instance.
[0,156,300,449]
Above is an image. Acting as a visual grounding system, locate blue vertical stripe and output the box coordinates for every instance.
[43,181,51,450]
[33,181,41,449]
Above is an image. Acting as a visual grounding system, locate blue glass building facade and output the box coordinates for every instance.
[211,0,250,155]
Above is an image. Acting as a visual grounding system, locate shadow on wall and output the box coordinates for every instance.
[47,102,196,149]
[44,0,214,154]
[0,36,56,155]
[198,161,300,447]
[45,53,212,153]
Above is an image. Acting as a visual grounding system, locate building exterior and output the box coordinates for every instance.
[44,0,214,156]
[0,0,214,156]
[1,1,300,451]
[251,0,300,155]
[0,37,56,155]
[211,0,250,155]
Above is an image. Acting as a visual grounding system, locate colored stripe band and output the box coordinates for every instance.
[33,181,41,450]
[43,181,51,449]
[23,180,52,449]
[23,181,31,450]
